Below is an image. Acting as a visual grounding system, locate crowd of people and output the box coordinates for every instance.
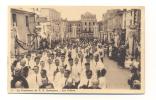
[10,38,141,89]
[11,39,107,89]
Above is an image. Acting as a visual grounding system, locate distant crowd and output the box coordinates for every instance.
[10,39,141,89]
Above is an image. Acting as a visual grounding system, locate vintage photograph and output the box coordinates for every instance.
[8,6,144,94]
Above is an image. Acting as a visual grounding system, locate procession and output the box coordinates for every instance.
[8,7,142,92]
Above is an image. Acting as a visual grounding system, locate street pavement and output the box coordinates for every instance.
[103,57,131,89]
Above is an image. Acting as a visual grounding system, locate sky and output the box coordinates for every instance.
[18,6,143,21]
[51,6,108,21]
[43,6,142,21]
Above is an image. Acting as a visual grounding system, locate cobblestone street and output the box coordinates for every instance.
[103,57,131,89]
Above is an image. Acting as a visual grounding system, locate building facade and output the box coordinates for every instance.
[102,9,124,46]
[60,19,68,40]
[123,9,141,59]
[37,8,61,40]
[34,8,62,48]
[67,20,81,39]
[102,8,141,60]
[10,8,36,56]
[81,12,98,39]
[98,21,105,40]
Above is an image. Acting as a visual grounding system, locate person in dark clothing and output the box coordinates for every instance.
[97,68,107,78]
[11,55,24,77]
[118,45,126,67]
[128,68,141,89]
[135,47,140,60]
[11,66,29,88]
[39,69,54,89]
[39,39,49,50]
[11,76,29,88]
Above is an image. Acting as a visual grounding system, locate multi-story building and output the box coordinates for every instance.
[102,8,141,59]
[123,9,141,58]
[60,18,68,40]
[34,8,62,49]
[81,12,98,39]
[98,21,104,40]
[102,9,124,47]
[10,8,36,56]
[37,8,61,41]
[67,20,81,39]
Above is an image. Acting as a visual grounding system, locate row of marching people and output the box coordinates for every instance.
[10,40,107,89]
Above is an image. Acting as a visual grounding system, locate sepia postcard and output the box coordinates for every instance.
[8,6,145,94]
